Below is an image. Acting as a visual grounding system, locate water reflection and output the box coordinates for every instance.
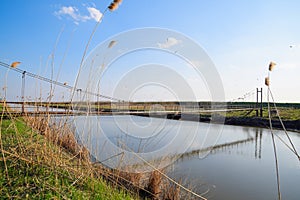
[171,126,300,200]
[55,115,299,199]
[255,129,262,159]
[175,131,264,164]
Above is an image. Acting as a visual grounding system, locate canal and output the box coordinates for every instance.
[68,115,299,199]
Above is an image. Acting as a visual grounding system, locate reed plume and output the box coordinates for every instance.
[269,61,276,71]
[108,0,122,11]
[10,61,21,68]
[108,40,117,48]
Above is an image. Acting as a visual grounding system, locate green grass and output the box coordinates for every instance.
[0,117,135,199]
[270,107,300,120]
[222,107,300,121]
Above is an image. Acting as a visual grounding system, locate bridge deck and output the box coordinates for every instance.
[2,107,257,117]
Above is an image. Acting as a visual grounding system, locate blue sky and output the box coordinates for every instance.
[1,0,300,102]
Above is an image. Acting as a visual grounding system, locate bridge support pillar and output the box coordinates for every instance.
[256,88,263,117]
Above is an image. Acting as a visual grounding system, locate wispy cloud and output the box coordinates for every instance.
[54,5,102,25]
[87,7,102,21]
[158,37,181,49]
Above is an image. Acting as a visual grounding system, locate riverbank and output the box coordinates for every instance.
[16,101,300,132]
[0,103,185,199]
[222,107,300,132]
[0,115,135,198]
[134,107,300,133]
[223,117,300,132]
[46,101,300,132]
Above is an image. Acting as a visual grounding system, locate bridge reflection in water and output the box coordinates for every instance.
[175,129,263,162]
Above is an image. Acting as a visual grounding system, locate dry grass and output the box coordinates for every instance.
[148,170,162,198]
[0,103,135,199]
[0,102,192,199]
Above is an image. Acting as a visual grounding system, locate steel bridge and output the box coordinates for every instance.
[0,61,263,117]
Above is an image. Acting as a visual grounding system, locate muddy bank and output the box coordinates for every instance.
[133,113,300,132]
[223,117,300,132]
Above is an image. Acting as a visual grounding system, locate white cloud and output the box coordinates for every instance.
[158,37,181,49]
[87,7,102,22]
[54,6,102,25]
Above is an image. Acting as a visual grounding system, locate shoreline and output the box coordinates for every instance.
[223,116,300,133]
[134,113,300,133]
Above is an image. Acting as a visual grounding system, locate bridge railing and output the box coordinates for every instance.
[2,101,260,116]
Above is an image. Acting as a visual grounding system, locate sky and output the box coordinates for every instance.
[1,0,300,102]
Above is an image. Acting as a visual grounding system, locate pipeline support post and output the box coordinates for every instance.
[21,71,26,113]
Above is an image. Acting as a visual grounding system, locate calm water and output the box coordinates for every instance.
[69,115,300,200]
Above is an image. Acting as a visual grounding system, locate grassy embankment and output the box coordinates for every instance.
[221,106,300,132]
[0,103,135,199]
[224,107,300,120]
